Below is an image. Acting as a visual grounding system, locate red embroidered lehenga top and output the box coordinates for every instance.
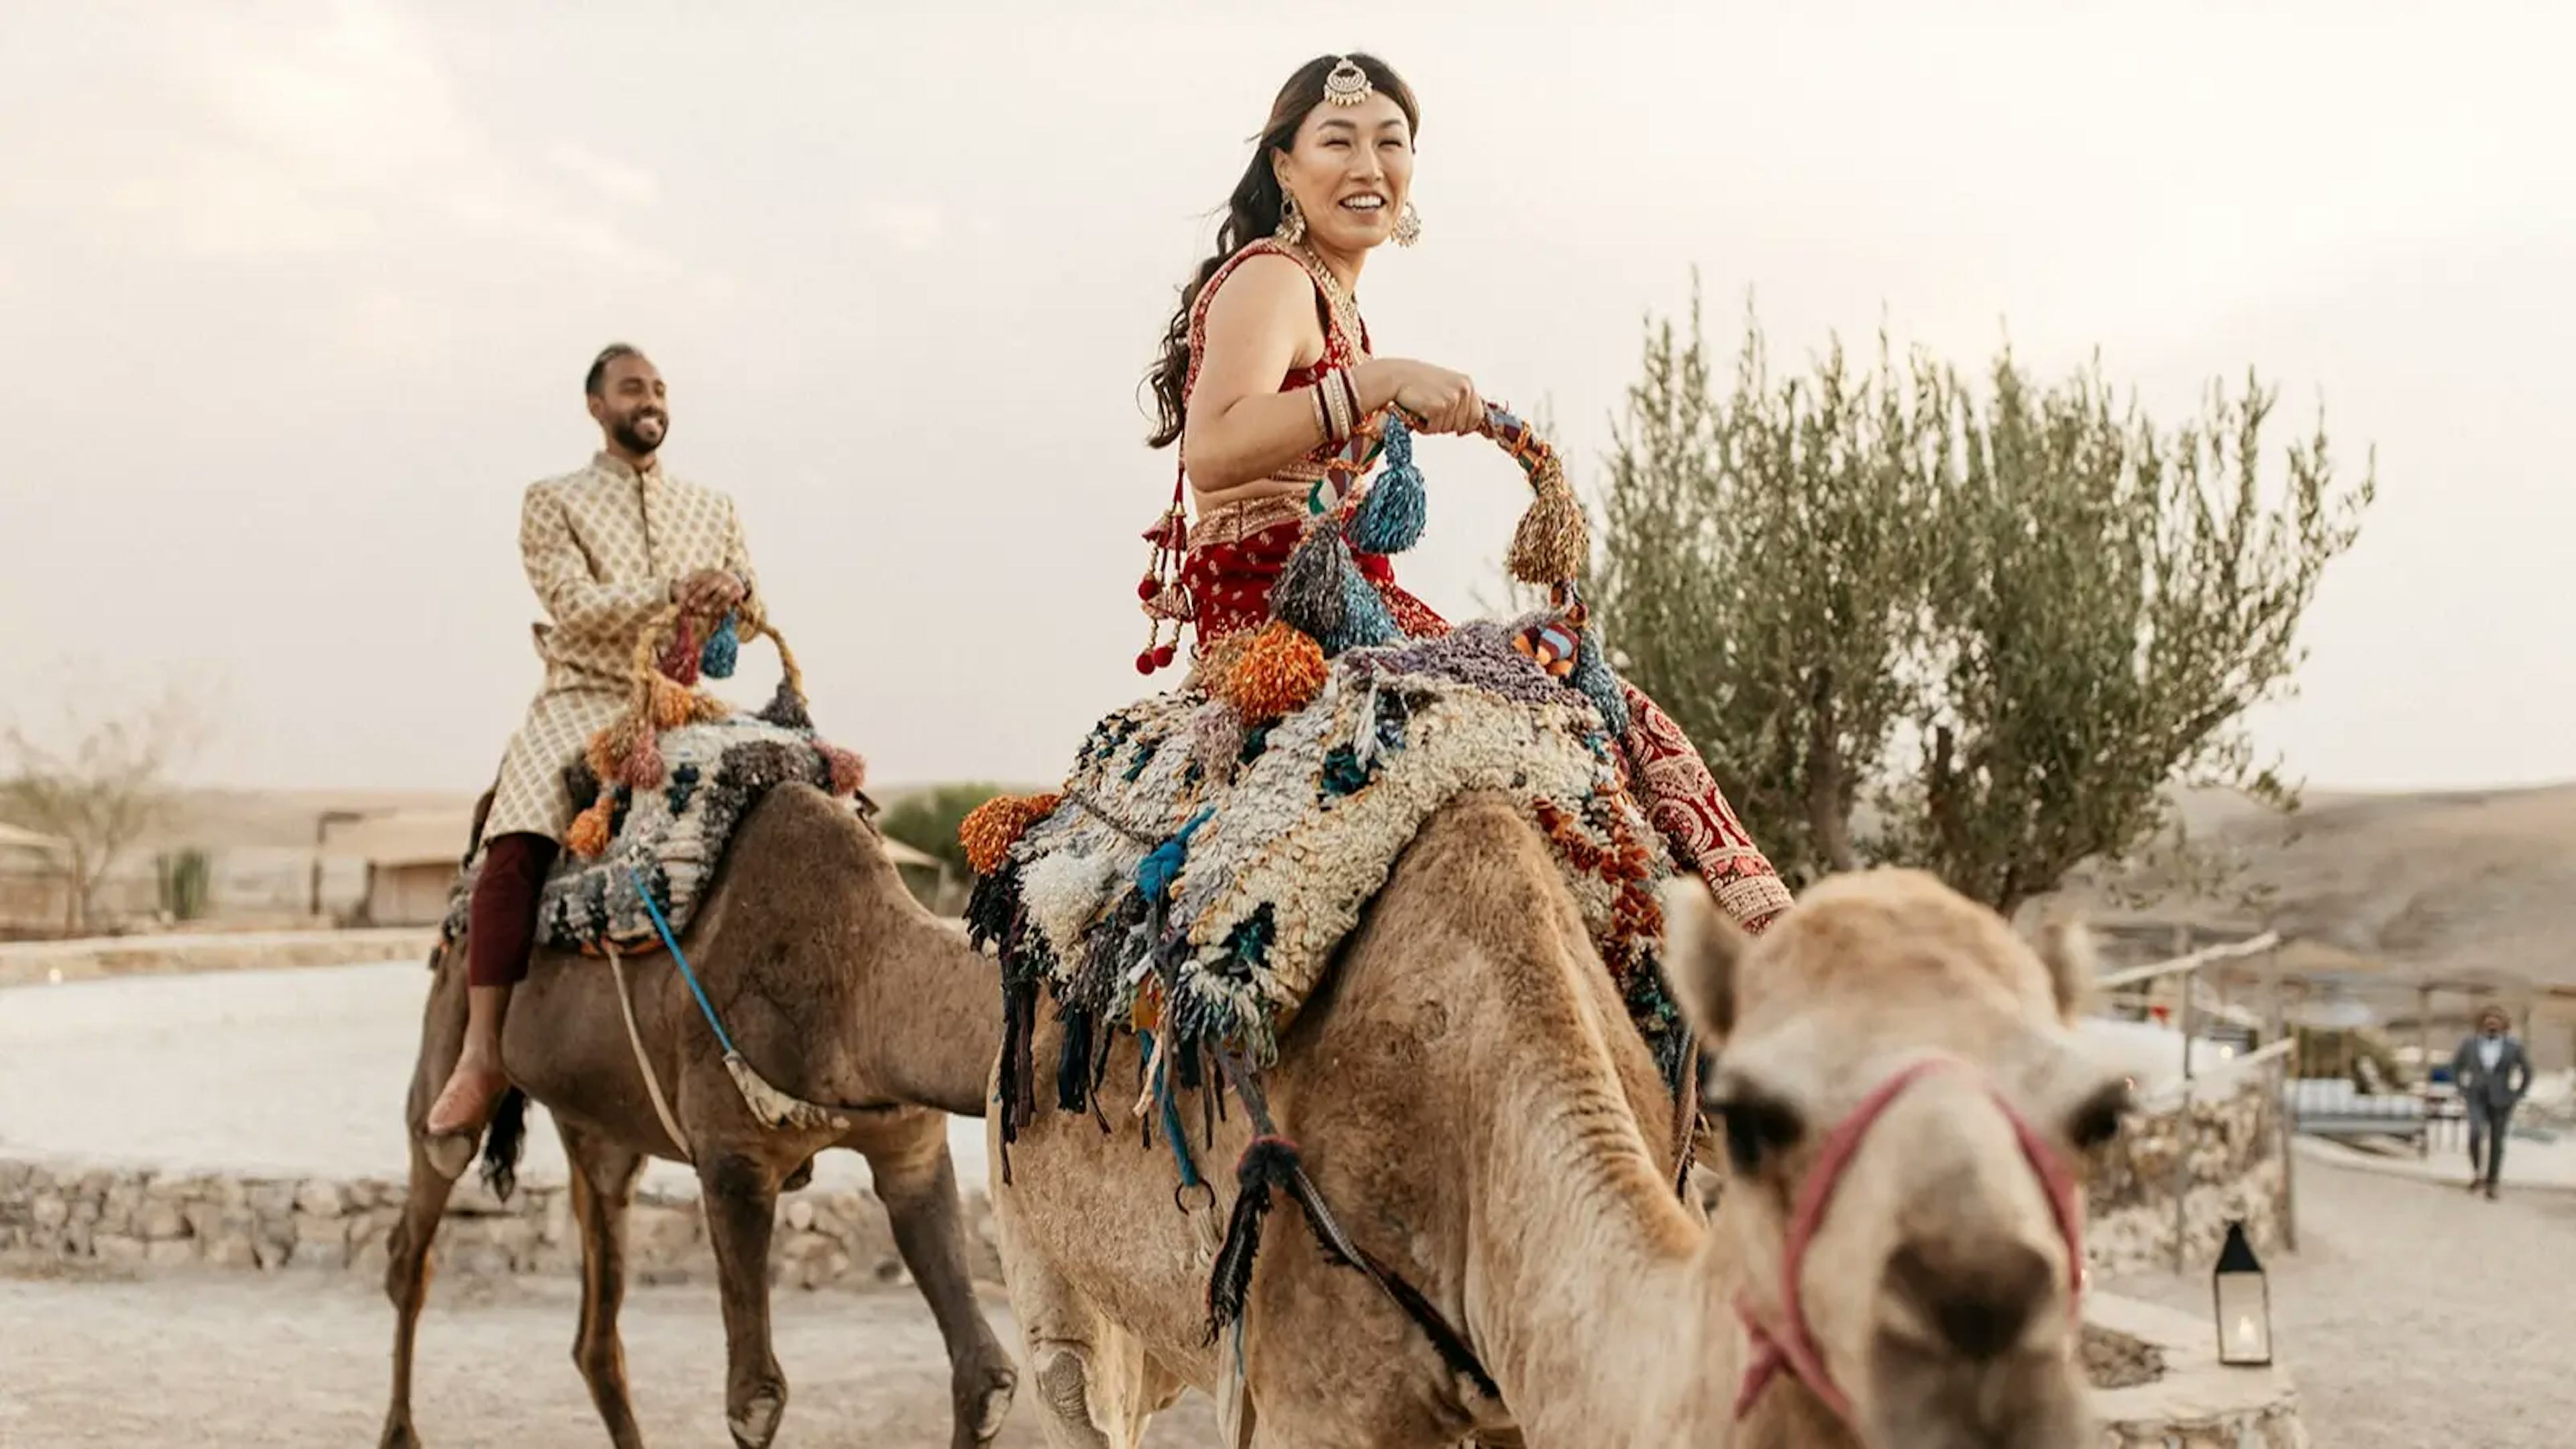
[1151,239,1447,649]
[1146,238,1793,932]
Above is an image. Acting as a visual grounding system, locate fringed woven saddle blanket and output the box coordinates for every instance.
[442,714,865,958]
[965,617,1691,1146]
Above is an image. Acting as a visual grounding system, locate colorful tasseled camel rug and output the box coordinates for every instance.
[441,714,863,958]
[963,616,1690,1143]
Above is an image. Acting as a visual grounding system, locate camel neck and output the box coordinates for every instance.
[1458,1020,1735,1444]
[1465,1080,1861,1447]
[835,839,1004,1118]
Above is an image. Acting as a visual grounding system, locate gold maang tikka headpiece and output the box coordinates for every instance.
[1322,56,1373,107]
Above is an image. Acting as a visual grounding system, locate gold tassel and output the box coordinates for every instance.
[1507,461,1591,586]
[724,1051,849,1134]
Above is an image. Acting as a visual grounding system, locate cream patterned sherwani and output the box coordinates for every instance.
[480,451,757,843]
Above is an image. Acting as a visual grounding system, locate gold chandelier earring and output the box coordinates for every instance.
[1275,191,1307,245]
[1393,201,1423,248]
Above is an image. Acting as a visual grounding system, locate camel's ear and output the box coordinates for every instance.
[1659,877,1746,1042]
[2035,916,2096,1021]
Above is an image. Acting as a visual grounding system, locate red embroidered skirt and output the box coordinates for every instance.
[1178,521,1792,932]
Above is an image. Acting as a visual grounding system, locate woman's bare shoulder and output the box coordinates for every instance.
[1199,250,1316,329]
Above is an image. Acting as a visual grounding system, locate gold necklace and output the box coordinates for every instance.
[1288,242,1366,356]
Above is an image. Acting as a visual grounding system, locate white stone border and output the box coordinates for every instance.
[0,928,437,988]
[2088,1293,2308,1448]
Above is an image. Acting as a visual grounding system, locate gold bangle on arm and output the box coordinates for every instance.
[1322,371,1354,443]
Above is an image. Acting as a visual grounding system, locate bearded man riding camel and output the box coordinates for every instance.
[426,342,759,1136]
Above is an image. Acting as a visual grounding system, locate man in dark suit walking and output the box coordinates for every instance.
[2452,1005,2534,1199]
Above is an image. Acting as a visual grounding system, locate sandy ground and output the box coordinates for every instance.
[0,1265,1214,1448]
[2108,1154,2576,1449]
[7,1157,2568,1446]
[11,963,2575,1447]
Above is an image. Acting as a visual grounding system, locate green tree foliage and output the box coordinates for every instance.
[157,848,212,922]
[1593,294,2371,913]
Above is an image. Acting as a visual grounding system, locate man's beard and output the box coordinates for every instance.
[612,411,667,457]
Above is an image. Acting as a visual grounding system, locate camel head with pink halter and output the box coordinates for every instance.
[1660,868,2126,1448]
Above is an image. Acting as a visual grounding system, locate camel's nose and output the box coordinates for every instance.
[1884,1233,2055,1361]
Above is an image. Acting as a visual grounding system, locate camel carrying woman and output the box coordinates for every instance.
[1137,52,1793,936]
[980,56,2110,1449]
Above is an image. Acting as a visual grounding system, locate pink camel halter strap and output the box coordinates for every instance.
[1732,1056,2087,1425]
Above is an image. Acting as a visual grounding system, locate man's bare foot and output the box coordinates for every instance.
[425,1059,511,1136]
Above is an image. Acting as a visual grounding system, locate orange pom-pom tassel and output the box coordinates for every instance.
[567,796,616,859]
[690,690,733,724]
[1220,620,1329,721]
[586,716,642,787]
[818,741,867,796]
[959,792,1063,877]
[650,677,696,729]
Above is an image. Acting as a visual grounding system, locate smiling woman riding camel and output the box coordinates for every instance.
[1134,52,1792,936]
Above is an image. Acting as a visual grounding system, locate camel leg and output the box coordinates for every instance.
[382,950,474,1449]
[561,1120,650,1449]
[700,1152,791,1449]
[863,1114,1019,1448]
[993,1197,1156,1449]
[378,1130,463,1449]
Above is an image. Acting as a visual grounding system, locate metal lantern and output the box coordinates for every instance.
[2212,1219,2272,1366]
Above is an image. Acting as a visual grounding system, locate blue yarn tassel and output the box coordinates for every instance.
[1572,627,1632,737]
[700,614,741,679]
[1272,526,1352,644]
[1328,559,1401,653]
[1349,415,1427,555]
[1137,806,1215,906]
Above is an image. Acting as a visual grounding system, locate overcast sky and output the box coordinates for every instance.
[3,1,2569,797]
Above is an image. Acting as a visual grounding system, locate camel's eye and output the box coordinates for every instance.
[2068,1081,2133,1151]
[1709,1084,1804,1175]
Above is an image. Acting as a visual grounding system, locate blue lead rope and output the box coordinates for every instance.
[1138,1028,1203,1191]
[627,864,739,1059]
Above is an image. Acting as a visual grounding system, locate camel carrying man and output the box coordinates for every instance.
[427,343,759,1136]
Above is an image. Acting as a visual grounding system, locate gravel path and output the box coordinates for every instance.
[2110,1155,2576,1449]
[11,963,2571,1446]
[0,1265,1214,1448]
[11,1158,2565,1447]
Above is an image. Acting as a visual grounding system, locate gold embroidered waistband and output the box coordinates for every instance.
[1191,493,1309,547]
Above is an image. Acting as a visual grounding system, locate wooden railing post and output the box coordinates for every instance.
[2172,973,2197,1274]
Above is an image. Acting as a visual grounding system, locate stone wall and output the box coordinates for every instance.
[2086,1293,2308,1448]
[2086,1066,2292,1278]
[0,1155,1002,1291]
[9,1068,2290,1291]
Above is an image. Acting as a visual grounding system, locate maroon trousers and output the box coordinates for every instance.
[466,833,558,988]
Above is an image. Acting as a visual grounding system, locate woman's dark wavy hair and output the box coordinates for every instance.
[1143,53,1419,449]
